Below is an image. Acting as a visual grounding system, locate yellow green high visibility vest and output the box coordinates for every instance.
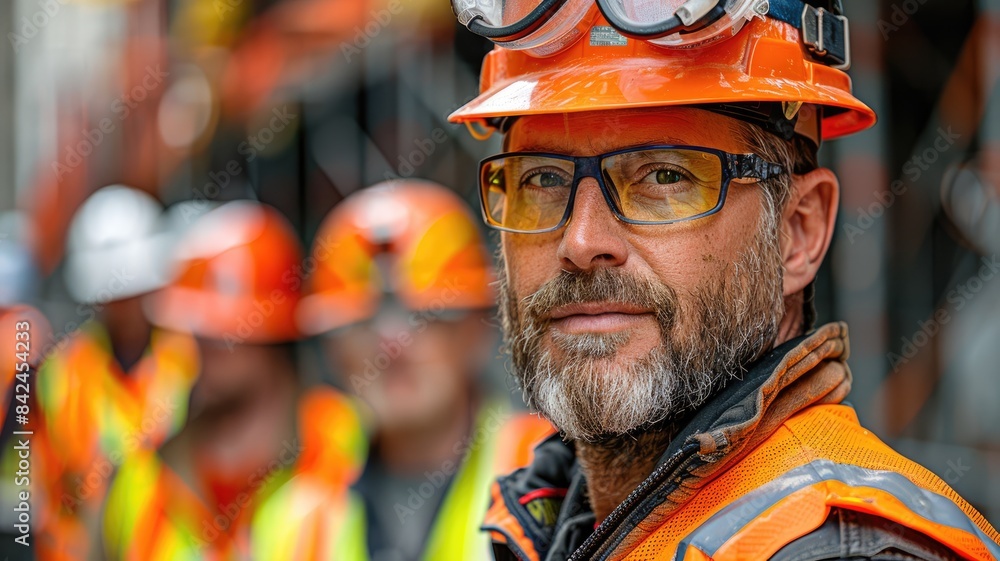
[252,405,519,561]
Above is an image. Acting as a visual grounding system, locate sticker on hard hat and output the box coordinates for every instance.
[589,26,628,47]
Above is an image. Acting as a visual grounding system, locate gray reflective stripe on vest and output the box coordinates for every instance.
[675,459,1000,560]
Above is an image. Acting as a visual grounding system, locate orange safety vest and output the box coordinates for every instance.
[102,385,368,560]
[485,323,1000,561]
[633,404,997,560]
[676,405,1000,561]
[35,321,199,560]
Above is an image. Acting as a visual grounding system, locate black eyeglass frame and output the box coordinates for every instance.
[478,144,786,234]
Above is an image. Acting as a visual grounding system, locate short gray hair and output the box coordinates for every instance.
[734,120,822,333]
[735,120,820,211]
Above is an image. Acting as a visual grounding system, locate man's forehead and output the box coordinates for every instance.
[504,108,745,154]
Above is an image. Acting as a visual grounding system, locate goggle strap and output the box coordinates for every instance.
[768,0,850,69]
[466,0,568,41]
[466,120,495,141]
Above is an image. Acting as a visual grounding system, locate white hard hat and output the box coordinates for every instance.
[64,185,171,304]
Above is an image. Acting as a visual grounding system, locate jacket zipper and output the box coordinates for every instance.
[566,442,701,561]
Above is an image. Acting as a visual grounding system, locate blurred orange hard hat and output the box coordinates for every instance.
[297,180,495,335]
[1,304,51,426]
[146,201,303,344]
[449,4,875,142]
[1,304,51,373]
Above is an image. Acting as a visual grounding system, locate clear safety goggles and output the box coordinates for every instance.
[453,0,849,68]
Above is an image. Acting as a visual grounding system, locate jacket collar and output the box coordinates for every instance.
[486,322,853,561]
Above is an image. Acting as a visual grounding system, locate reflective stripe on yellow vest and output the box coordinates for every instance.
[103,450,217,561]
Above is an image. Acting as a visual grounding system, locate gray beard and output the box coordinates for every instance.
[498,217,785,443]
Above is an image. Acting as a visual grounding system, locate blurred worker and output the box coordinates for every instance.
[272,180,552,561]
[35,186,199,559]
[448,1,1000,559]
[0,223,52,561]
[0,219,46,421]
[101,200,365,560]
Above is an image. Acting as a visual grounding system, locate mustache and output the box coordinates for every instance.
[519,268,680,331]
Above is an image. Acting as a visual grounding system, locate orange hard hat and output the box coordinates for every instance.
[297,180,495,335]
[1,305,51,427]
[1,304,52,379]
[146,201,303,343]
[449,11,875,142]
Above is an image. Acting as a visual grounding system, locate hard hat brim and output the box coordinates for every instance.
[145,285,301,344]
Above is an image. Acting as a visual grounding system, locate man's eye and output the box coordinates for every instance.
[640,169,684,185]
[525,171,569,188]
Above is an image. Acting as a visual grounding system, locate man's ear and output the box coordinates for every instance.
[781,168,839,297]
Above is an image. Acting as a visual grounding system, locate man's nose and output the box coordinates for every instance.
[557,178,629,273]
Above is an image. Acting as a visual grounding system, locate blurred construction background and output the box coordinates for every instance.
[0,0,998,546]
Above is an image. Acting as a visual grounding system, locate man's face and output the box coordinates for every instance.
[324,307,492,432]
[189,340,284,418]
[499,108,786,442]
